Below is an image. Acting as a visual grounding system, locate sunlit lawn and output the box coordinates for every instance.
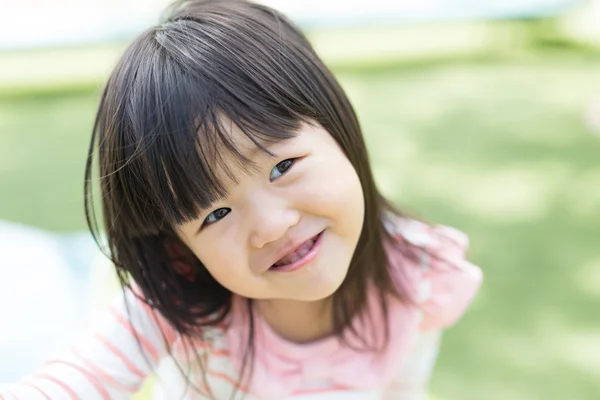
[1,49,599,399]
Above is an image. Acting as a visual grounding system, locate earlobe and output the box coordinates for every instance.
[165,237,190,259]
[164,237,199,282]
[172,261,197,282]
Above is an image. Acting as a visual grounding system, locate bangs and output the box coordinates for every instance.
[97,9,325,235]
[87,1,404,367]
[151,106,300,227]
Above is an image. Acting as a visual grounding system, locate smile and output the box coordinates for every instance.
[269,231,324,272]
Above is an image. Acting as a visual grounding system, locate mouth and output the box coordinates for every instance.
[269,231,324,272]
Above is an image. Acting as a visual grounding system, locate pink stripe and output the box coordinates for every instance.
[94,333,146,379]
[208,348,229,357]
[0,389,19,400]
[294,384,350,395]
[4,391,18,400]
[7,390,19,400]
[4,388,19,400]
[146,306,177,344]
[206,370,247,392]
[72,348,139,393]
[108,307,159,361]
[196,341,230,357]
[2,390,14,400]
[45,360,111,400]
[181,377,210,397]
[23,383,51,400]
[35,374,78,400]
[128,285,176,344]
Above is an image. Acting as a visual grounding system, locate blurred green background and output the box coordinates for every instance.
[1,2,600,400]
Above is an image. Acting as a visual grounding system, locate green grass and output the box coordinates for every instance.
[343,57,600,399]
[1,49,600,399]
[0,92,99,230]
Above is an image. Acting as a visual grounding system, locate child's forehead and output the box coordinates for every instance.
[210,118,274,160]
[199,120,275,185]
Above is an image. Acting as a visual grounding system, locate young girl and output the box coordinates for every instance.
[1,0,482,399]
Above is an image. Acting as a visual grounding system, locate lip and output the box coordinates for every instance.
[268,231,324,273]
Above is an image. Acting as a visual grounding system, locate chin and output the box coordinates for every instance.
[294,271,348,302]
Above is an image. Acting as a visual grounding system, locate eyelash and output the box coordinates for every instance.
[201,158,297,228]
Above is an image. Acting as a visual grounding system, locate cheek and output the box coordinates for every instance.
[300,155,365,230]
[190,238,248,290]
[334,161,365,233]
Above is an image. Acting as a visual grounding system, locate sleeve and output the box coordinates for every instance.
[382,218,482,398]
[384,215,483,331]
[0,288,177,400]
[413,223,483,331]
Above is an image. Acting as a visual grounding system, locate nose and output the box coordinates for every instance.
[248,193,300,249]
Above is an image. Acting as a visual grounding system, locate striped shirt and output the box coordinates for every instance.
[0,218,482,399]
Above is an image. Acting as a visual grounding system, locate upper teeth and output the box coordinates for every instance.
[274,237,316,266]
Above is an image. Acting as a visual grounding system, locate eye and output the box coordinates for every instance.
[269,159,295,181]
[203,207,230,227]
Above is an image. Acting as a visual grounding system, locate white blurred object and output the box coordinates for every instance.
[584,92,600,133]
[264,0,577,25]
[0,220,104,382]
[0,0,580,50]
[560,0,600,46]
[0,0,170,50]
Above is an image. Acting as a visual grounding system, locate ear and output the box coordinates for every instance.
[164,236,199,282]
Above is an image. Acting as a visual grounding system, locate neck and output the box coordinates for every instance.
[254,297,334,344]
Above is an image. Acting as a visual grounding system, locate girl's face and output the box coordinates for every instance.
[177,122,365,302]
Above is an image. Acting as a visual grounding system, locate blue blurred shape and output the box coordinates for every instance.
[0,220,100,382]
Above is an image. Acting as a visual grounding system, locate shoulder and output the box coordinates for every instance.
[383,212,483,331]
